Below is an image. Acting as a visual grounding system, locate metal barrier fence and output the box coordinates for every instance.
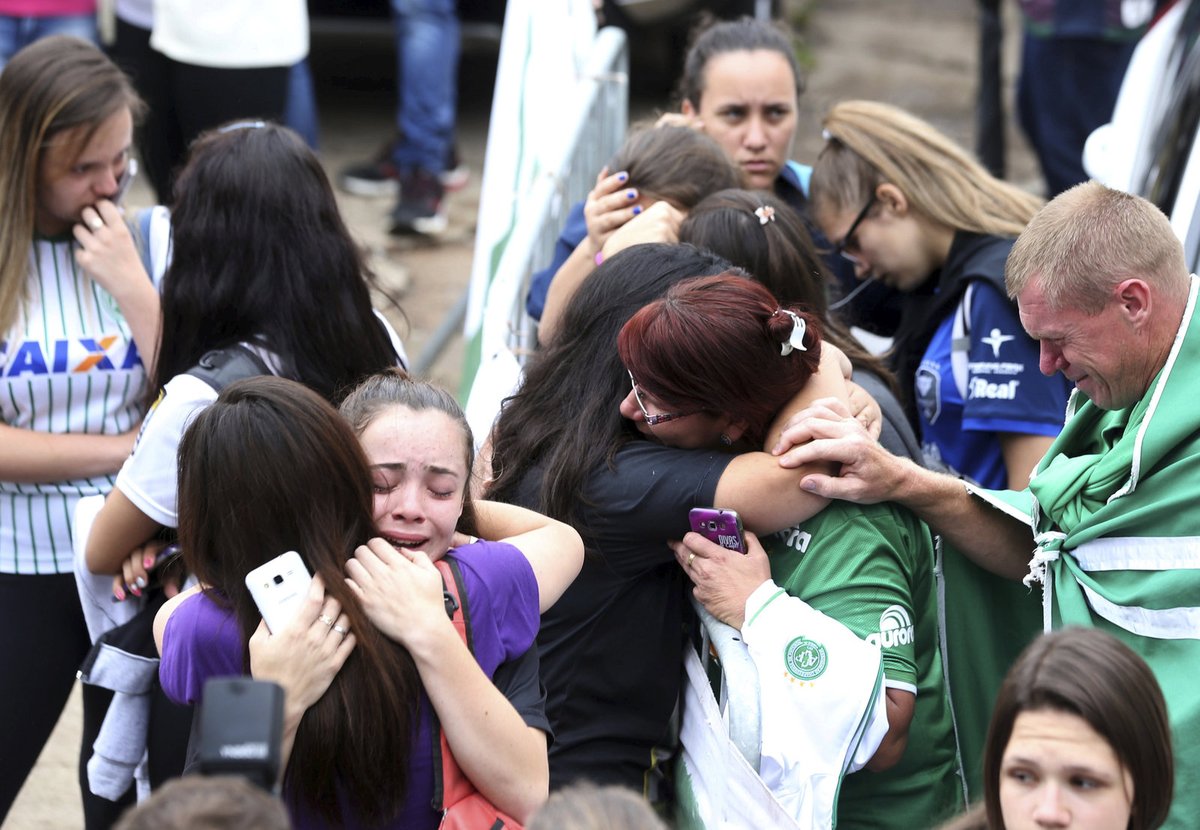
[458,25,628,433]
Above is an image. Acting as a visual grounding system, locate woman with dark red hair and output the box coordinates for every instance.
[486,243,849,807]
[643,276,964,828]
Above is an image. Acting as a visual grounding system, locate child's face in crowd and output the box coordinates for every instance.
[683,49,797,191]
[359,405,468,562]
[35,107,133,236]
[999,708,1134,830]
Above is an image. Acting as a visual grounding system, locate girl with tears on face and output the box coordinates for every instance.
[155,375,583,828]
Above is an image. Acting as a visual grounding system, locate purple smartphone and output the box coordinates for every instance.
[688,507,747,553]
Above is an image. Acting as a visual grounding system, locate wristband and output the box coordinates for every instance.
[594,250,605,267]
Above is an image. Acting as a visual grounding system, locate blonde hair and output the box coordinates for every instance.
[527,783,667,830]
[812,100,1042,238]
[0,36,142,337]
[1006,181,1189,313]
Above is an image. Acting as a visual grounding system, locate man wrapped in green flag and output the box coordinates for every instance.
[773,181,1196,826]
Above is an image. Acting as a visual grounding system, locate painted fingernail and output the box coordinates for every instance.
[626,190,637,199]
[144,555,155,568]
[130,585,142,597]
[135,576,146,589]
[617,171,628,182]
[114,586,125,601]
[632,205,642,215]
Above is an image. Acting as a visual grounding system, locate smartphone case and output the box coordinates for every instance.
[244,550,312,634]
[688,507,747,553]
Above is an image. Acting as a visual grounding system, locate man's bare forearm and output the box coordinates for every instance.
[892,460,1034,581]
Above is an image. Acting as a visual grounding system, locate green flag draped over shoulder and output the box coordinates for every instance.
[974,274,1200,829]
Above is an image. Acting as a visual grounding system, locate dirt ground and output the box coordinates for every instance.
[3,1,1038,826]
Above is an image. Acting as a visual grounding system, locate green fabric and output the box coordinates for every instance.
[763,501,964,829]
[976,276,1200,829]
[938,542,1042,800]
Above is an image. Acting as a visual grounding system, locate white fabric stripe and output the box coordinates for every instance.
[1078,581,1200,640]
[1072,536,1200,571]
[883,678,918,695]
[964,483,1034,525]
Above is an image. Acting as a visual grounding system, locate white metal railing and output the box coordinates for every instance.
[462,24,628,437]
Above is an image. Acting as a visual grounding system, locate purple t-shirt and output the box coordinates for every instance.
[159,540,540,829]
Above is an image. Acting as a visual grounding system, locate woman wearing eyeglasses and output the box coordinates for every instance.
[811,99,1072,793]
[631,274,964,828]
[812,100,1070,492]
[486,243,849,805]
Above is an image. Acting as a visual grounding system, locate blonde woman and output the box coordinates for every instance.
[0,36,162,822]
[812,100,1070,490]
[810,99,1069,794]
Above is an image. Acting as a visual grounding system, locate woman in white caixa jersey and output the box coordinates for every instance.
[0,36,165,822]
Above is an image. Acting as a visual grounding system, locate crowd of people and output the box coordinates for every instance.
[0,6,1191,830]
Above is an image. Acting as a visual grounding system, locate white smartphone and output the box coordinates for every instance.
[244,550,312,634]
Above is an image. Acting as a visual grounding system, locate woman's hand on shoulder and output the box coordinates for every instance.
[345,538,449,650]
[846,381,883,441]
[584,166,644,252]
[654,111,703,132]
[600,200,684,259]
[73,200,151,302]
[249,575,356,721]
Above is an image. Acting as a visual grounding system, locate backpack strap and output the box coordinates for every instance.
[429,557,521,829]
[950,282,975,400]
[432,557,469,811]
[185,345,272,393]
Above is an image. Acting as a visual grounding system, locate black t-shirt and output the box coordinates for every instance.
[510,440,733,793]
[494,645,552,740]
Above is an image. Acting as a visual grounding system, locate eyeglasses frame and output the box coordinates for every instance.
[833,193,877,265]
[627,370,698,426]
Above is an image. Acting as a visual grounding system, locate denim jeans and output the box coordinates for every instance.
[391,0,458,174]
[0,13,98,71]
[283,58,320,150]
[1017,33,1136,197]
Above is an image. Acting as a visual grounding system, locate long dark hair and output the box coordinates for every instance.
[154,122,399,404]
[487,243,733,524]
[177,376,419,826]
[679,188,897,395]
[982,628,1173,830]
[619,274,822,449]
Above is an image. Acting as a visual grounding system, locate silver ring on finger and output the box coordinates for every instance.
[318,614,335,627]
[87,216,103,232]
[333,624,348,635]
